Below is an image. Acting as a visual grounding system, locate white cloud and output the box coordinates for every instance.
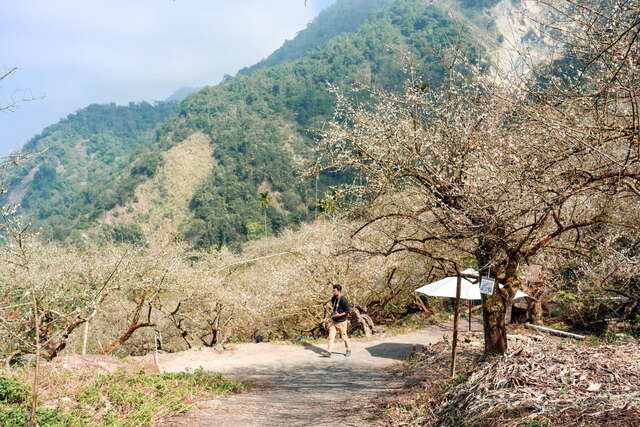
[0,0,327,153]
[5,0,316,82]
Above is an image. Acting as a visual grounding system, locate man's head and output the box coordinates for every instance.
[332,284,342,297]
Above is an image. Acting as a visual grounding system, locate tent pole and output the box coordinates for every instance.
[451,276,461,377]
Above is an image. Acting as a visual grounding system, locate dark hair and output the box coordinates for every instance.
[332,284,342,291]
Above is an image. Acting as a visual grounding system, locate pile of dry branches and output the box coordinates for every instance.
[434,335,640,426]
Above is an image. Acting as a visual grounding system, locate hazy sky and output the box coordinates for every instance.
[0,0,336,155]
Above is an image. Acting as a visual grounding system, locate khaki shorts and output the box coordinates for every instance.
[328,320,351,352]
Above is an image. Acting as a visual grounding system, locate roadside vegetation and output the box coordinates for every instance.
[0,219,430,362]
[0,365,246,426]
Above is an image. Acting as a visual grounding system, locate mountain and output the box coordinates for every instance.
[239,0,395,75]
[2,101,177,241]
[3,0,528,249]
[137,0,486,249]
[165,87,200,103]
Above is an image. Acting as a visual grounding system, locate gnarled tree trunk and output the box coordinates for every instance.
[350,305,376,337]
[481,290,509,354]
[479,256,520,355]
[531,299,544,325]
[102,290,154,354]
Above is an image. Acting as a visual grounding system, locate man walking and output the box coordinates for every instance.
[327,284,352,357]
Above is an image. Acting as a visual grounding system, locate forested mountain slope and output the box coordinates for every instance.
[2,101,177,241]
[152,0,485,249]
[239,0,395,75]
[3,0,490,248]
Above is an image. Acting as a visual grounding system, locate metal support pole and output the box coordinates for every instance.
[451,276,462,377]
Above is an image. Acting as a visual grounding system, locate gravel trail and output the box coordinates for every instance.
[161,322,475,426]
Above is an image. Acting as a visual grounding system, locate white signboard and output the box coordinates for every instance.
[479,277,495,295]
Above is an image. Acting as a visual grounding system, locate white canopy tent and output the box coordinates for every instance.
[416,269,530,377]
[415,268,528,300]
[414,272,479,300]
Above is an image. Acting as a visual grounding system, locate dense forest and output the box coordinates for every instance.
[239,0,396,75]
[2,101,176,241]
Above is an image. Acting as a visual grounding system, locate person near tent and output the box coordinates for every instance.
[326,284,352,358]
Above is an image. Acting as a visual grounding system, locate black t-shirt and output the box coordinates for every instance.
[331,295,351,323]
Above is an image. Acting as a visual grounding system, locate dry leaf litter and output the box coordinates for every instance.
[401,333,639,426]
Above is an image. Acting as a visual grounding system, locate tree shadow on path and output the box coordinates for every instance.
[365,342,423,360]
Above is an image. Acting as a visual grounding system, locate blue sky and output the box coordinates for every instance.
[0,0,335,155]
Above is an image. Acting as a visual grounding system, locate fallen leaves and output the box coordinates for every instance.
[386,333,640,426]
[436,335,640,426]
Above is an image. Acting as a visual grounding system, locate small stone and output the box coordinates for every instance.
[587,383,601,392]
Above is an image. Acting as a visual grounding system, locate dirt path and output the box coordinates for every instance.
[161,322,481,426]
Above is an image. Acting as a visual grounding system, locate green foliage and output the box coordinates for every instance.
[625,315,640,339]
[0,376,30,404]
[34,408,64,426]
[0,369,246,427]
[0,406,28,427]
[160,369,247,394]
[1,101,176,241]
[555,291,619,334]
[79,369,245,425]
[0,406,86,427]
[104,223,147,246]
[131,152,164,178]
[0,376,63,427]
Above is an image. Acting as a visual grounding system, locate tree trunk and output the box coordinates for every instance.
[30,296,40,427]
[82,321,90,355]
[476,245,510,355]
[264,209,267,237]
[103,291,154,354]
[532,299,544,325]
[481,290,508,355]
[479,255,521,355]
[351,305,375,337]
[102,322,154,354]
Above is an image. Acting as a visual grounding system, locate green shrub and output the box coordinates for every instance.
[104,223,147,246]
[78,385,103,408]
[0,376,30,404]
[35,408,63,426]
[625,315,640,338]
[131,152,164,178]
[0,406,27,427]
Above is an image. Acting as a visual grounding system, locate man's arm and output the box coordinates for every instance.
[341,297,351,316]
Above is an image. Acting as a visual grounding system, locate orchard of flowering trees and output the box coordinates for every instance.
[0,221,431,364]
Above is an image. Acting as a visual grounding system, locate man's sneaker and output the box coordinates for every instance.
[324,352,332,358]
[345,350,351,357]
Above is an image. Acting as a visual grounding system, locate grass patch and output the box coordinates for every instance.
[0,368,247,426]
